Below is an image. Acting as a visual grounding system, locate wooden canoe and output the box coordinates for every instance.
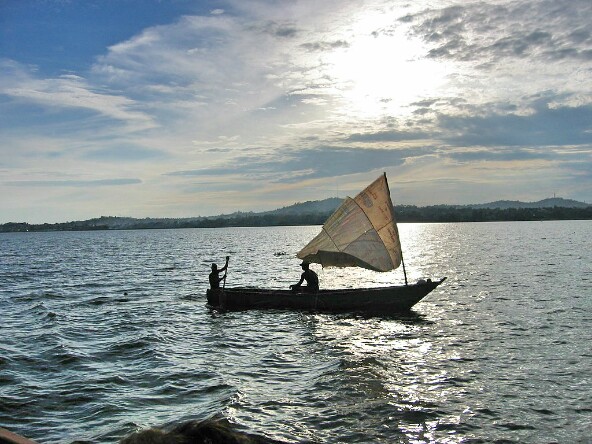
[207,277,446,313]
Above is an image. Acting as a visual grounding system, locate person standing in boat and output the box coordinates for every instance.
[209,256,229,289]
[290,261,319,293]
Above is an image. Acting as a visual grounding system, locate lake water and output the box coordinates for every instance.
[1,221,591,443]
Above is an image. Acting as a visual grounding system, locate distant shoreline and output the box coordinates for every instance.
[2,205,591,232]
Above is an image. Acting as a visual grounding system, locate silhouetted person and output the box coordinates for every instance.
[209,256,229,289]
[290,261,319,293]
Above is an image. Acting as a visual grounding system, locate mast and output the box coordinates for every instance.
[401,254,408,286]
[383,172,408,286]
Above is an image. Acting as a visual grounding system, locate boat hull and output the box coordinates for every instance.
[207,278,446,313]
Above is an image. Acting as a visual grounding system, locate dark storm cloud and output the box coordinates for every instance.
[403,0,592,63]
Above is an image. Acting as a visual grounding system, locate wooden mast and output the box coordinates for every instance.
[383,172,408,286]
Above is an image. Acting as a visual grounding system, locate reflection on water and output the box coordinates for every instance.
[302,313,463,442]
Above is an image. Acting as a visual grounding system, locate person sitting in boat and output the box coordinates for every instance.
[209,256,229,289]
[290,261,319,293]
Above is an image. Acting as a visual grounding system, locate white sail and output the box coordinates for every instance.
[297,173,402,272]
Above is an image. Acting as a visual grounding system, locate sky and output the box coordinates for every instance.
[1,0,591,223]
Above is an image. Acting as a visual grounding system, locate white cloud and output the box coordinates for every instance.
[0,60,155,131]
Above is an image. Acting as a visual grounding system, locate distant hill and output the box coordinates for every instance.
[257,196,591,215]
[1,197,590,232]
[466,197,589,209]
[262,198,343,216]
[265,197,591,213]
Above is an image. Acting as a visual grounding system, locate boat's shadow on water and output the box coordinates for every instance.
[206,304,432,324]
[336,309,432,324]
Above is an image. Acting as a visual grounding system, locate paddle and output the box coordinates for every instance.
[223,255,229,289]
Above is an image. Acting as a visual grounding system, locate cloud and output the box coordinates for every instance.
[439,103,592,147]
[166,146,434,183]
[83,145,169,162]
[347,130,431,143]
[259,21,300,38]
[93,15,267,90]
[445,147,552,164]
[165,167,238,177]
[404,0,592,63]
[0,60,156,131]
[300,40,350,52]
[4,178,142,187]
[86,12,317,139]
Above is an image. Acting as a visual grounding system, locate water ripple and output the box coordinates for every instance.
[1,222,590,443]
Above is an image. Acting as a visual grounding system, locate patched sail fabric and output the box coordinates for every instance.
[297,174,402,272]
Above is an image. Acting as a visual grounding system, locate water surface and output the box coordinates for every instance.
[1,221,591,443]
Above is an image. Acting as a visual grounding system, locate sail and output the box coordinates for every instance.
[297,173,402,272]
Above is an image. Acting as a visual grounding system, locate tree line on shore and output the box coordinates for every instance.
[2,205,591,232]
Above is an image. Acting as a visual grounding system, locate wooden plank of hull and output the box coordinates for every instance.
[0,428,38,444]
[207,278,445,313]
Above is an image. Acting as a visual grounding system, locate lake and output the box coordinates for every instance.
[1,221,590,443]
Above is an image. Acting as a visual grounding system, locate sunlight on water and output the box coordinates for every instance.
[306,312,470,442]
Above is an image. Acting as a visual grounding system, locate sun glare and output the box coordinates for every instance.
[325,11,449,119]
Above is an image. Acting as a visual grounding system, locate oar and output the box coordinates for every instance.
[223,255,229,289]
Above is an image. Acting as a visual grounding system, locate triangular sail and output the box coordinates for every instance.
[297,173,402,272]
